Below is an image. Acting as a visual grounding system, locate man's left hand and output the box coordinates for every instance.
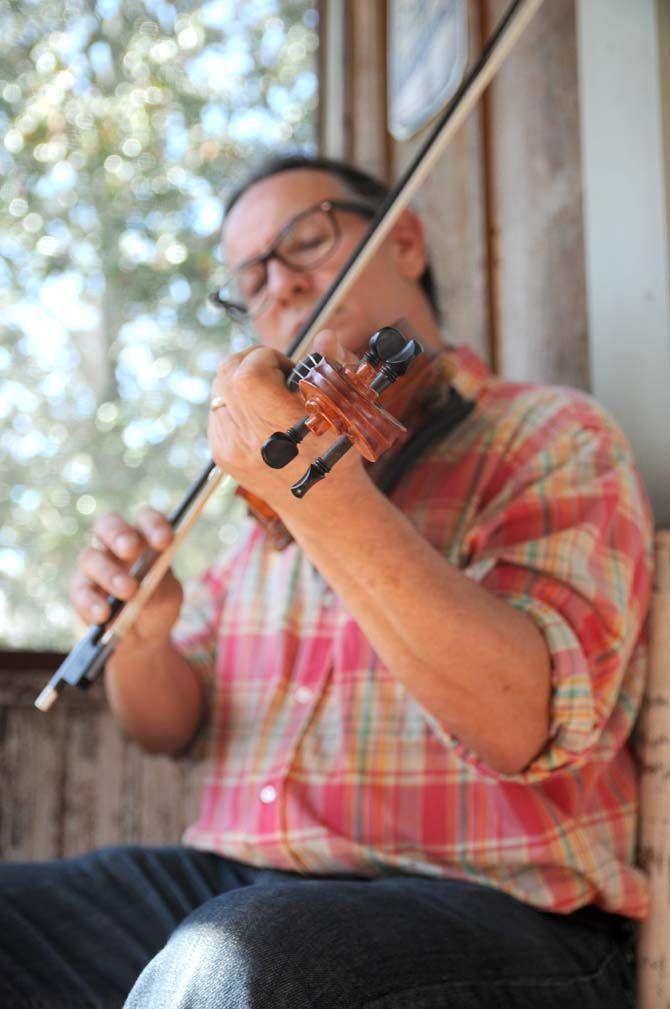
[208,333,367,515]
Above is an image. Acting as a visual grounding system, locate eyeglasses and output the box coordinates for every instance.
[209,199,377,320]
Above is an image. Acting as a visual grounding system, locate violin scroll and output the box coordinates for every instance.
[261,326,422,497]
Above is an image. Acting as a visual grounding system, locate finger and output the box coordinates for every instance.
[212,346,263,390]
[134,507,173,551]
[71,572,112,624]
[237,344,293,373]
[78,546,138,601]
[233,346,292,392]
[211,347,294,432]
[92,513,145,561]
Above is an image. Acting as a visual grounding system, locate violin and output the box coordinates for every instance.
[238,323,458,548]
[34,0,545,711]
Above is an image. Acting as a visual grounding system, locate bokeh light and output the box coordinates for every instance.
[0,0,318,649]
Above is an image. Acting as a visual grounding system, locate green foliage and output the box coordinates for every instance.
[0,0,318,649]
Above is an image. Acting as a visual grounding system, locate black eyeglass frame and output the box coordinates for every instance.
[209,199,377,320]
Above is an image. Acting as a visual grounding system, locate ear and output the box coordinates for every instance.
[389,208,428,281]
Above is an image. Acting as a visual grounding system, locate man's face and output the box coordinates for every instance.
[222,168,427,354]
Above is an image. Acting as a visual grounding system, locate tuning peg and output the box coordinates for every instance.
[364,326,409,367]
[290,435,353,498]
[368,339,422,397]
[261,418,311,469]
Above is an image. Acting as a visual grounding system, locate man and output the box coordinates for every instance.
[0,155,652,1008]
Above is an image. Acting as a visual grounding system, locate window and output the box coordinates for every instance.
[0,0,319,650]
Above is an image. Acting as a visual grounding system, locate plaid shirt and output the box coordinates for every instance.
[175,344,654,918]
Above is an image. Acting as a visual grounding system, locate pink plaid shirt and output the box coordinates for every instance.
[175,344,653,919]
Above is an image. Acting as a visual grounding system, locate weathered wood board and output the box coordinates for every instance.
[482,0,589,388]
[0,666,202,863]
[637,531,670,1009]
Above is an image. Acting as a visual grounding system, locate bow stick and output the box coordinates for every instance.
[34,0,545,711]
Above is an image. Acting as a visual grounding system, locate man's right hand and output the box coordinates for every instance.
[70,507,183,652]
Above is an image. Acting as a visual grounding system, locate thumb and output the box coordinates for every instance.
[311,328,360,369]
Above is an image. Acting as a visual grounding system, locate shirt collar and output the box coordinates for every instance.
[445,343,493,403]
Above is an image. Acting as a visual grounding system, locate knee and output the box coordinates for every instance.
[126,882,339,1009]
[177,883,323,1001]
[125,904,245,1009]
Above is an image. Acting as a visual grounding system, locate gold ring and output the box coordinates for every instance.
[210,396,227,411]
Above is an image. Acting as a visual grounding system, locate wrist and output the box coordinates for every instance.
[108,629,175,672]
[280,462,380,534]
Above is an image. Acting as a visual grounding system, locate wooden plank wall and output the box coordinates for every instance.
[345,0,589,390]
[482,0,588,386]
[0,658,202,861]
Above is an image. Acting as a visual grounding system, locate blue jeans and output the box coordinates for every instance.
[0,845,636,1008]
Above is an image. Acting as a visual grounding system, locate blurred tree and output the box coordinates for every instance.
[0,0,318,649]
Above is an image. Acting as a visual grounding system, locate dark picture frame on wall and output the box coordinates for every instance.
[387,0,468,140]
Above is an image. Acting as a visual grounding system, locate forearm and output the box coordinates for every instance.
[207,342,551,773]
[282,473,551,774]
[105,638,206,756]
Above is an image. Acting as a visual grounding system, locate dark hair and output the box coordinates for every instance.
[224,153,441,321]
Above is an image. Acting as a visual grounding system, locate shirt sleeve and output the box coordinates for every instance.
[449,389,654,782]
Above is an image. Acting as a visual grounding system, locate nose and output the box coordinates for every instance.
[265,256,312,305]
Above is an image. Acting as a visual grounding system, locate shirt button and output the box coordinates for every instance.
[259,785,277,804]
[295,686,314,704]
